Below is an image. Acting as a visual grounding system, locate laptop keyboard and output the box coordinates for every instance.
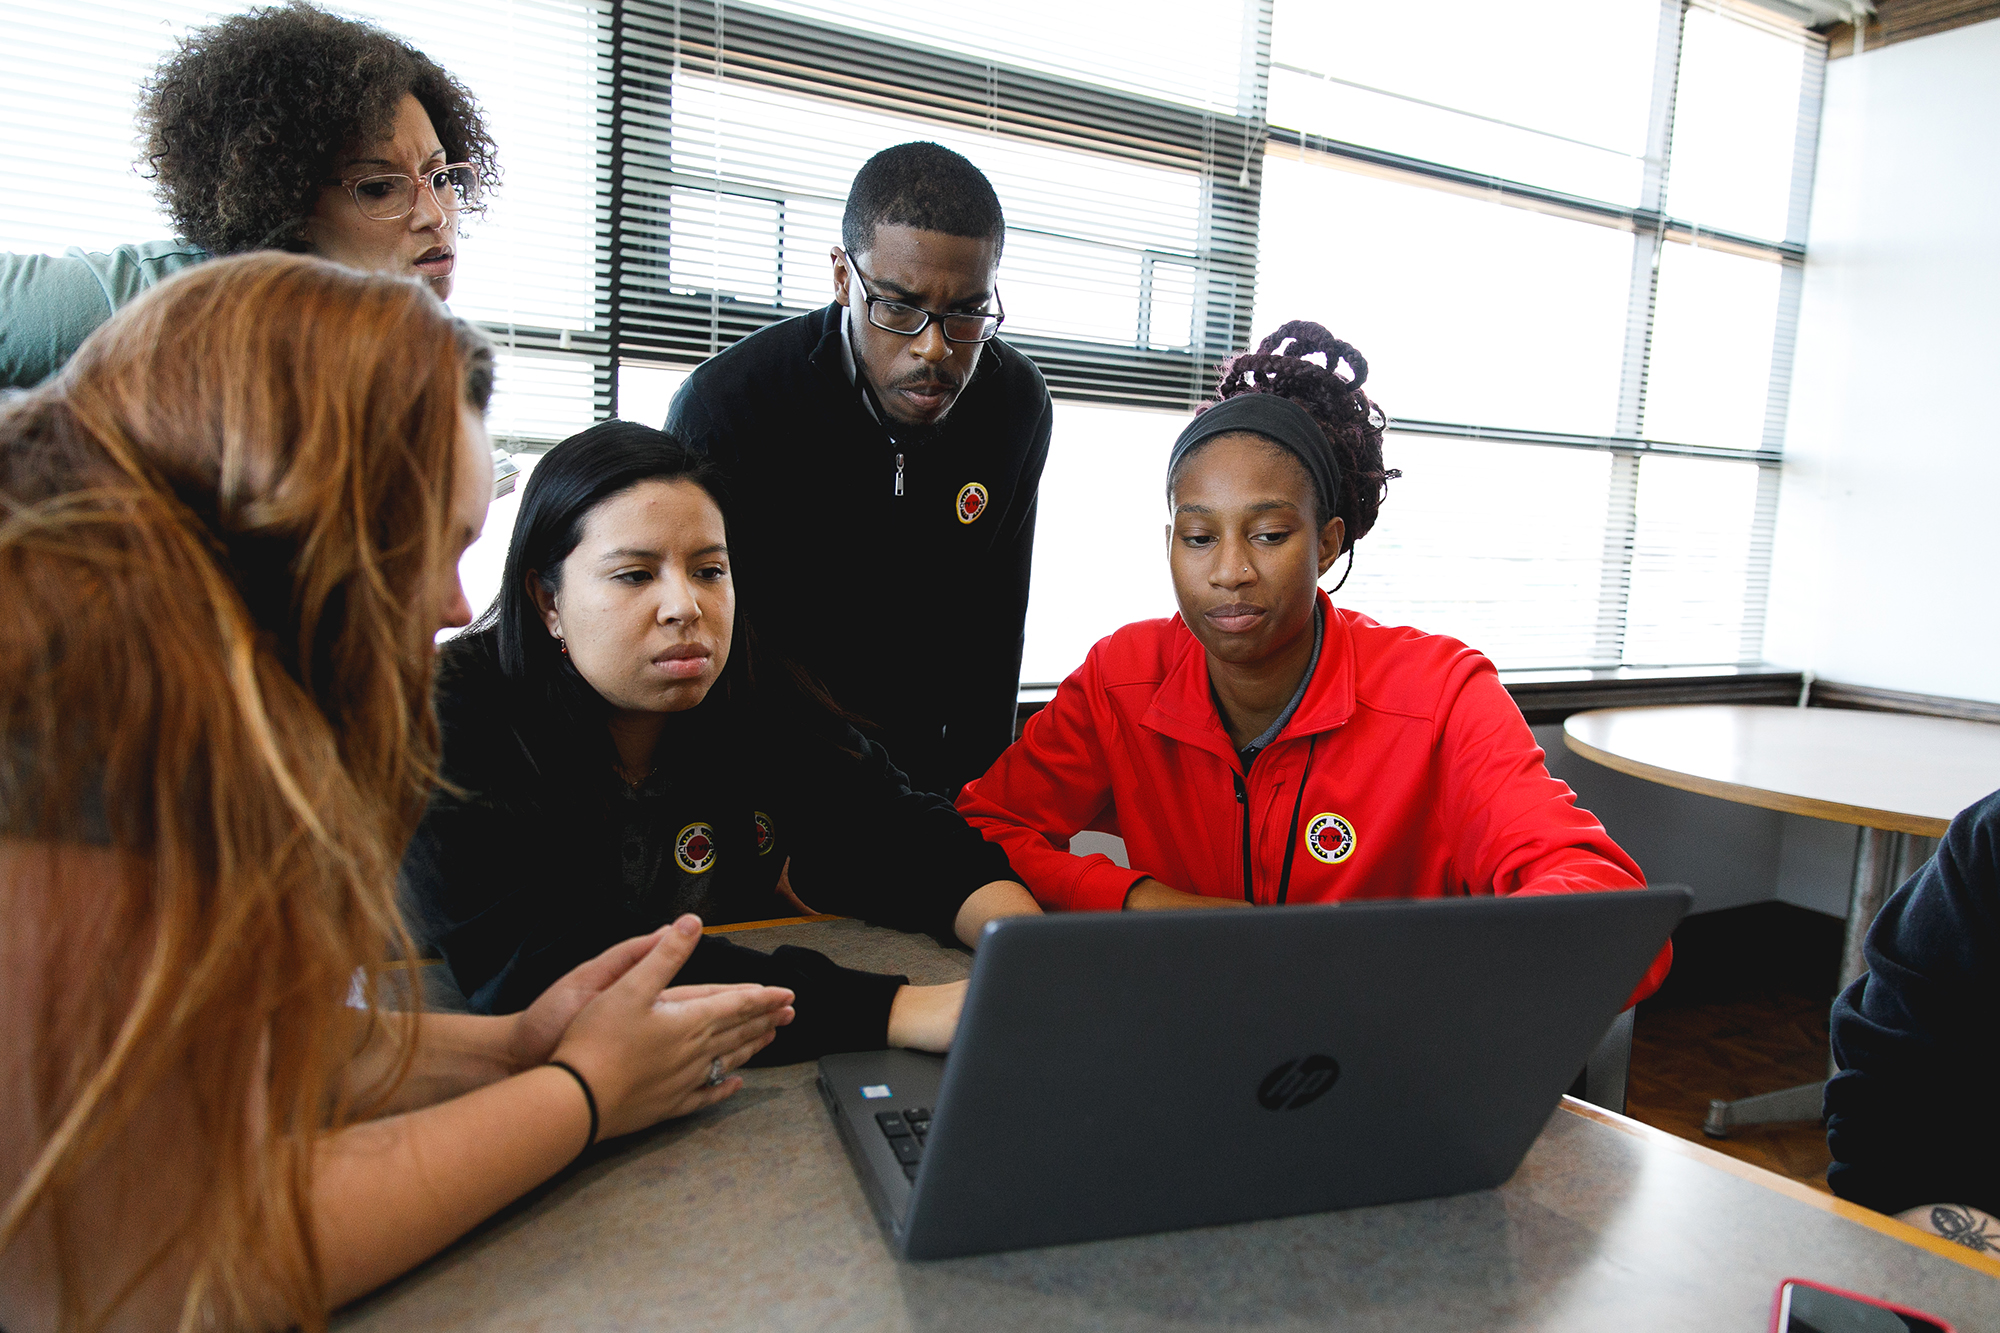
[876,1108,931,1180]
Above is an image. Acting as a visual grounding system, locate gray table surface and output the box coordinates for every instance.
[339,919,1999,1332]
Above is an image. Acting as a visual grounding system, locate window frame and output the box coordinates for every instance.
[1255,0,1825,672]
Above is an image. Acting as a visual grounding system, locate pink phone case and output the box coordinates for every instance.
[1769,1276,1956,1333]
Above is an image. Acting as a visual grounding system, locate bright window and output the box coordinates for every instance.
[1667,5,1809,242]
[1334,437,1615,670]
[1022,402,1185,683]
[1268,0,1662,203]
[1624,455,1767,666]
[5,0,1824,679]
[1255,0,1818,671]
[1255,152,1632,438]
[658,70,1211,355]
[751,0,1258,114]
[0,0,602,446]
[1645,242,1784,451]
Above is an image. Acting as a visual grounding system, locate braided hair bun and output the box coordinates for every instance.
[1207,320,1398,555]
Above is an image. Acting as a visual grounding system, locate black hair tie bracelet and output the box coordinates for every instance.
[548,1060,599,1160]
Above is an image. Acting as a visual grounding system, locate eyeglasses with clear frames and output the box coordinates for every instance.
[847,256,1004,343]
[341,163,484,222]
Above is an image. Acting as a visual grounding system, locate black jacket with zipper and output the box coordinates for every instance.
[665,303,1053,799]
[400,631,1017,1063]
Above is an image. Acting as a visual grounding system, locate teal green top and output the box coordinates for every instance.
[0,240,210,389]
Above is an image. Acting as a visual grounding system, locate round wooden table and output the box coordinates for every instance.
[1562,704,2000,1135]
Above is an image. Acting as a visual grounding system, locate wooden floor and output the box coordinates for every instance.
[1623,903,1847,1193]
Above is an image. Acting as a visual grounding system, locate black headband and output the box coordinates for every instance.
[1167,392,1342,524]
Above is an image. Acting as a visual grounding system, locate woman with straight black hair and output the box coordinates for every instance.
[402,421,1040,1059]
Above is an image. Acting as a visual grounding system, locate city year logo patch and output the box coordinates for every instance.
[754,811,777,856]
[956,481,989,524]
[675,821,717,875]
[1304,812,1356,865]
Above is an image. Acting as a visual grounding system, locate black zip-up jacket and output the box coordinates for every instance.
[666,304,1053,799]
[1825,787,2000,1216]
[400,632,1018,1063]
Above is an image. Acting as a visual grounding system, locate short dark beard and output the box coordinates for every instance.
[867,385,954,446]
[883,411,950,447]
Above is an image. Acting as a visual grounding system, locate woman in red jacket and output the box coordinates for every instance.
[957,320,1669,997]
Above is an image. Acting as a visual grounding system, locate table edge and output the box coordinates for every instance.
[1559,726,1951,836]
[702,914,844,935]
[1557,1099,2000,1280]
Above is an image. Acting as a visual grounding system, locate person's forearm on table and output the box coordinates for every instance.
[1896,1203,2000,1255]
[314,1064,592,1308]
[874,882,1039,1054]
[337,1010,530,1117]
[952,879,1041,945]
[886,979,968,1052]
[1124,877,1250,910]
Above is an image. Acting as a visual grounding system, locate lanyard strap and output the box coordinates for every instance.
[1275,734,1320,905]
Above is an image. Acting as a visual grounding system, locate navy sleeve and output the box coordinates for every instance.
[780,715,1018,944]
[676,938,907,1064]
[940,387,1052,795]
[1824,788,2000,1217]
[665,374,722,457]
[399,773,632,1016]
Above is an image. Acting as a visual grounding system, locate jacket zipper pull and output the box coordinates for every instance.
[894,452,905,497]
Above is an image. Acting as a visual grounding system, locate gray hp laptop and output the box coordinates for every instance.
[818,888,1689,1260]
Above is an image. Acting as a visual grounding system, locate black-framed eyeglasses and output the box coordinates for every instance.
[846,255,1004,343]
[341,163,484,222]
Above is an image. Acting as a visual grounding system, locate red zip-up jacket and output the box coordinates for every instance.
[959,592,1671,1001]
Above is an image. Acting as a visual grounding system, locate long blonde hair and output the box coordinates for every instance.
[0,252,489,1330]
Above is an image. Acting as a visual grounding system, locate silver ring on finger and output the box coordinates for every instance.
[706,1056,726,1087]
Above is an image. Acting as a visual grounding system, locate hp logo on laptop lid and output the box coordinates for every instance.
[1257,1055,1340,1111]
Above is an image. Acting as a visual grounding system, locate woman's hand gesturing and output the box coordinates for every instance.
[551,914,795,1139]
[505,928,675,1073]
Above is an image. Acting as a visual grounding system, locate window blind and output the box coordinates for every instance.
[337,0,611,448]
[1668,2,1816,244]
[6,0,1830,680]
[748,0,1259,115]
[606,0,1264,411]
[0,2,234,255]
[0,0,610,448]
[1268,0,1662,205]
[1328,436,1618,672]
[1244,0,1822,674]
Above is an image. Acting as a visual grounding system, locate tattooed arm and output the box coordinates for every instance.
[1896,1203,2000,1254]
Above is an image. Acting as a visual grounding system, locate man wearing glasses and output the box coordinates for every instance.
[667,142,1053,801]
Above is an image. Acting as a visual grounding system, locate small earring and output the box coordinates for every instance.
[557,636,568,656]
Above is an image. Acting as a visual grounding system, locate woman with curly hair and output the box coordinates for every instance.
[0,253,793,1331]
[0,2,499,388]
[956,320,1670,999]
